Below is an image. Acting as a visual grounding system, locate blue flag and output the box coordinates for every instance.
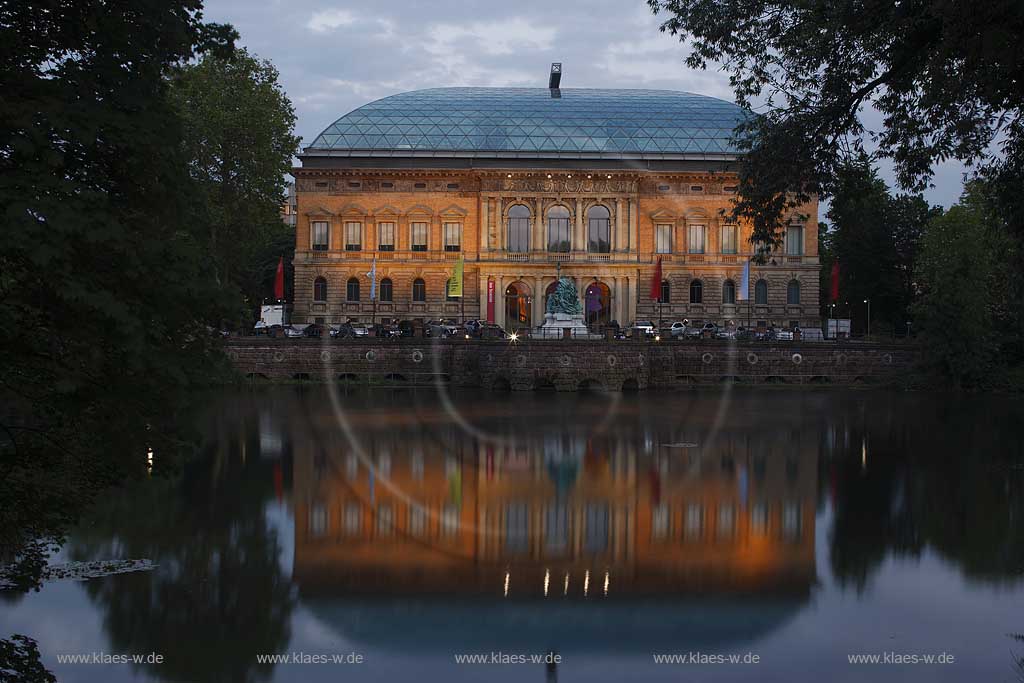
[739,259,750,300]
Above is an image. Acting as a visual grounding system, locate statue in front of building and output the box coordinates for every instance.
[545,277,583,316]
[540,276,596,338]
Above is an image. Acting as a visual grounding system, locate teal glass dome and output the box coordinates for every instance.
[306,87,749,159]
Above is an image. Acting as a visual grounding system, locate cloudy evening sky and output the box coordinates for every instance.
[203,0,969,211]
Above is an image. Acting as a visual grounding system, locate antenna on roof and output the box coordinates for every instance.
[548,63,562,89]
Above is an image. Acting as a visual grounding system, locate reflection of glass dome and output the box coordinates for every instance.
[307,598,805,654]
[307,88,749,159]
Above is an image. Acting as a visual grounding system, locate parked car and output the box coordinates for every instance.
[716,326,736,340]
[397,319,414,338]
[669,321,688,338]
[477,323,508,340]
[734,327,755,341]
[350,323,370,338]
[283,325,306,338]
[629,320,656,338]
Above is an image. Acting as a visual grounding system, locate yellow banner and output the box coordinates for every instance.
[448,256,463,297]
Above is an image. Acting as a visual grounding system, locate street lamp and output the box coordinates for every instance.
[863,298,871,337]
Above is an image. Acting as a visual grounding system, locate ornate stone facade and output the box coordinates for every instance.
[292,168,820,331]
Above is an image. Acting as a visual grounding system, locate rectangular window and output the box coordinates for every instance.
[442,503,459,537]
[655,224,672,254]
[545,504,568,554]
[312,221,329,251]
[688,224,705,254]
[411,222,428,251]
[505,502,529,553]
[652,504,670,540]
[409,504,426,536]
[444,222,461,252]
[378,222,395,251]
[786,225,803,255]
[376,504,394,537]
[721,224,738,254]
[344,221,362,251]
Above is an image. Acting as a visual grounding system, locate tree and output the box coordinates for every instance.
[168,48,299,319]
[824,160,939,334]
[649,0,1024,246]
[1,0,236,592]
[913,189,1007,388]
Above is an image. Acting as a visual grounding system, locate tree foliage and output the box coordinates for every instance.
[168,48,299,322]
[913,187,1008,388]
[823,159,939,334]
[649,0,1024,245]
[0,0,236,595]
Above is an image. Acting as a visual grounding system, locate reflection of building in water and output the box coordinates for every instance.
[293,412,816,598]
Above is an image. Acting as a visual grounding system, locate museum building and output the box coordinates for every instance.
[292,67,820,331]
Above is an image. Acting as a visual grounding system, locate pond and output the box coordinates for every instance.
[2,387,1023,682]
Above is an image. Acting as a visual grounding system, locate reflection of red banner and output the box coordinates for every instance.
[487,279,495,322]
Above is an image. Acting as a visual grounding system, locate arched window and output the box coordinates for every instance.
[313,276,327,302]
[507,205,531,253]
[587,205,611,253]
[755,279,768,305]
[346,277,360,302]
[547,205,571,252]
[412,278,426,302]
[379,277,393,302]
[689,279,703,304]
[787,279,801,305]
[446,278,458,301]
[722,279,736,304]
[659,280,671,304]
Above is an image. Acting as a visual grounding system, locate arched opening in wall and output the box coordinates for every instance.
[535,376,556,391]
[544,280,559,314]
[505,281,533,329]
[337,372,359,383]
[246,372,270,381]
[383,373,407,383]
[764,375,787,384]
[577,378,605,392]
[584,281,611,327]
[621,377,640,392]
[492,376,512,391]
[292,372,310,382]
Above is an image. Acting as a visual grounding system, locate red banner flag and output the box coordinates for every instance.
[829,262,840,303]
[650,257,663,300]
[274,257,285,301]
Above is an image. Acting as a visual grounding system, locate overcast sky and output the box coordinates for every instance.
[203,0,968,211]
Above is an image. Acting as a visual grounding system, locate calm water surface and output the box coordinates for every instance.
[3,387,1023,683]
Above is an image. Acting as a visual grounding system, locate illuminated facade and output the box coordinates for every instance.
[292,85,821,331]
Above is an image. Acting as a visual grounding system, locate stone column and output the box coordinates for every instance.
[481,196,490,252]
[626,274,637,324]
[479,274,488,322]
[615,198,624,252]
[628,199,638,256]
[497,199,505,252]
[534,197,543,253]
[611,276,620,324]
[532,276,543,328]
[365,220,376,253]
[574,198,584,252]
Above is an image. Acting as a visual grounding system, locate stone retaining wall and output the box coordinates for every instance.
[225,339,917,391]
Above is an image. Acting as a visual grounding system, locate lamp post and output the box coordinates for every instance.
[863,298,871,337]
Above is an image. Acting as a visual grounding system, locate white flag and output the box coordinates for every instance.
[366,257,377,301]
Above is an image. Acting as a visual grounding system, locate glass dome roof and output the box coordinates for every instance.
[306,88,749,159]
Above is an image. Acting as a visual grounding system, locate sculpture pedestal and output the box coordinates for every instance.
[536,313,597,339]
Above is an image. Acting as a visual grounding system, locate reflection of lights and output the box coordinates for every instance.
[603,571,609,596]
[654,335,660,341]
[146,448,154,472]
[563,572,569,595]
[583,569,590,596]
[861,437,867,470]
[504,571,510,597]
[464,334,470,339]
[543,569,550,597]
